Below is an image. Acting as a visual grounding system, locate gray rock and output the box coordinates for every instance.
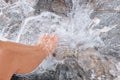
[34,0,73,16]
[99,25,120,60]
[89,0,120,60]
[11,57,90,80]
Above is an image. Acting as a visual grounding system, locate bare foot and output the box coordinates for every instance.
[0,34,58,79]
[37,34,58,56]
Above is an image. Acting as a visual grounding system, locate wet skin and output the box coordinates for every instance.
[0,34,58,80]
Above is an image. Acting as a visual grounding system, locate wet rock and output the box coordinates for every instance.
[89,0,120,60]
[11,48,116,80]
[34,0,73,16]
[11,57,90,80]
[4,0,18,4]
[34,0,53,13]
[0,0,8,8]
[99,26,120,60]
[11,55,115,80]
[0,0,35,40]
[51,0,73,16]
[0,13,22,40]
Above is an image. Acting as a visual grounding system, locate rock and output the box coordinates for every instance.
[34,0,73,16]
[51,0,73,16]
[89,0,120,60]
[0,0,35,40]
[4,0,18,4]
[34,0,53,13]
[11,47,116,80]
[11,57,89,80]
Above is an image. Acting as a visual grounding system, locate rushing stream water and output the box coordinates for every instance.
[0,0,120,80]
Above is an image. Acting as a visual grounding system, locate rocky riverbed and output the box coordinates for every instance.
[0,0,120,80]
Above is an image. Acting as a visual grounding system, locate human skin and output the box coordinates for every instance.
[0,34,58,80]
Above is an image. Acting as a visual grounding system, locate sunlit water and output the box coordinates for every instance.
[0,0,109,75]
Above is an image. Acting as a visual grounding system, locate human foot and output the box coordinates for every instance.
[37,34,58,56]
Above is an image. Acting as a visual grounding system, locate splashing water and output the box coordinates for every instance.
[17,8,103,50]
[0,0,105,74]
